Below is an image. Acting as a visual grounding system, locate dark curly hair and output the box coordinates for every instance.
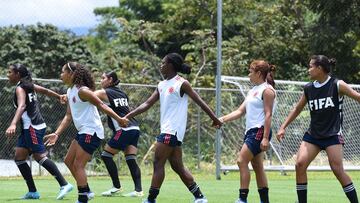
[65,62,95,90]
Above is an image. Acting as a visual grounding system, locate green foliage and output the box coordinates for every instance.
[0,24,94,78]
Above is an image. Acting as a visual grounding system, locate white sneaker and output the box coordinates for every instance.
[101,187,122,196]
[122,190,144,197]
[194,197,208,203]
[87,191,95,200]
[235,199,247,203]
[57,183,74,200]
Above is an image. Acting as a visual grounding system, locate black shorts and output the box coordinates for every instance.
[303,132,344,150]
[156,133,182,147]
[17,126,46,154]
[244,126,272,156]
[107,129,140,151]
[75,133,101,155]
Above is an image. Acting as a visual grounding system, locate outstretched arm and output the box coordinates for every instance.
[78,87,128,127]
[276,93,307,142]
[126,89,159,119]
[219,101,246,123]
[181,81,222,128]
[338,80,360,103]
[5,87,26,136]
[34,84,66,104]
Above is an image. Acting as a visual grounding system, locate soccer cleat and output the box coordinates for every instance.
[235,199,247,203]
[122,190,144,197]
[22,191,40,199]
[101,187,122,196]
[76,191,95,203]
[194,197,208,203]
[57,183,74,200]
[87,191,95,200]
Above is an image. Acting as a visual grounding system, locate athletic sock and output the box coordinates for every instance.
[258,187,269,203]
[239,188,249,202]
[343,183,359,203]
[101,151,121,189]
[78,184,90,203]
[125,154,142,192]
[15,160,37,192]
[38,157,67,186]
[188,182,204,199]
[148,186,159,202]
[296,182,307,203]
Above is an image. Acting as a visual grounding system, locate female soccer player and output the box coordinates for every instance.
[125,53,222,203]
[94,71,143,197]
[43,62,128,203]
[5,64,73,200]
[277,55,359,203]
[220,60,276,203]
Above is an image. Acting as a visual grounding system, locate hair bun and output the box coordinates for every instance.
[269,64,276,72]
[328,58,336,66]
[181,63,191,74]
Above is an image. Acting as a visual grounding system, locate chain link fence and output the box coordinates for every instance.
[0,77,226,176]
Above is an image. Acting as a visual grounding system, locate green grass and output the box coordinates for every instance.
[0,171,359,203]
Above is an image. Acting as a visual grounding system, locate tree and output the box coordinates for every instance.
[0,24,94,78]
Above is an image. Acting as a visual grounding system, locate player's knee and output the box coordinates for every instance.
[170,164,183,174]
[295,160,307,171]
[237,157,247,168]
[32,154,45,162]
[330,164,345,176]
[101,151,114,161]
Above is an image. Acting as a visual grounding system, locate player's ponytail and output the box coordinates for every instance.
[250,60,275,88]
[105,71,120,86]
[310,55,335,74]
[166,53,191,75]
[10,63,34,90]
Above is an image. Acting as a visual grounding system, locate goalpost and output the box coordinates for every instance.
[220,76,360,173]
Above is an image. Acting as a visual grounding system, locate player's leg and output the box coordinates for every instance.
[251,152,269,203]
[295,141,320,203]
[326,144,358,203]
[73,133,101,203]
[101,143,122,196]
[145,141,173,203]
[168,146,207,202]
[64,140,78,178]
[236,143,254,203]
[15,146,39,199]
[123,144,143,197]
[32,127,73,199]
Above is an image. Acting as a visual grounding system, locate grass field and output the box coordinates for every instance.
[0,170,359,203]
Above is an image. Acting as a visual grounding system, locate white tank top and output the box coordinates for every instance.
[158,75,188,142]
[67,86,104,139]
[245,82,276,132]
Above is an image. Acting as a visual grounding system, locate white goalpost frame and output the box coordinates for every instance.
[220,75,360,173]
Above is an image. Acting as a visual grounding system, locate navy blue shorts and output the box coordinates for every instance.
[156,133,182,147]
[303,132,344,150]
[75,133,101,155]
[107,129,140,151]
[244,127,272,156]
[17,126,46,154]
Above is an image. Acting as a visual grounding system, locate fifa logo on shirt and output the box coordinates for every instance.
[28,93,37,102]
[114,98,128,107]
[308,97,335,110]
